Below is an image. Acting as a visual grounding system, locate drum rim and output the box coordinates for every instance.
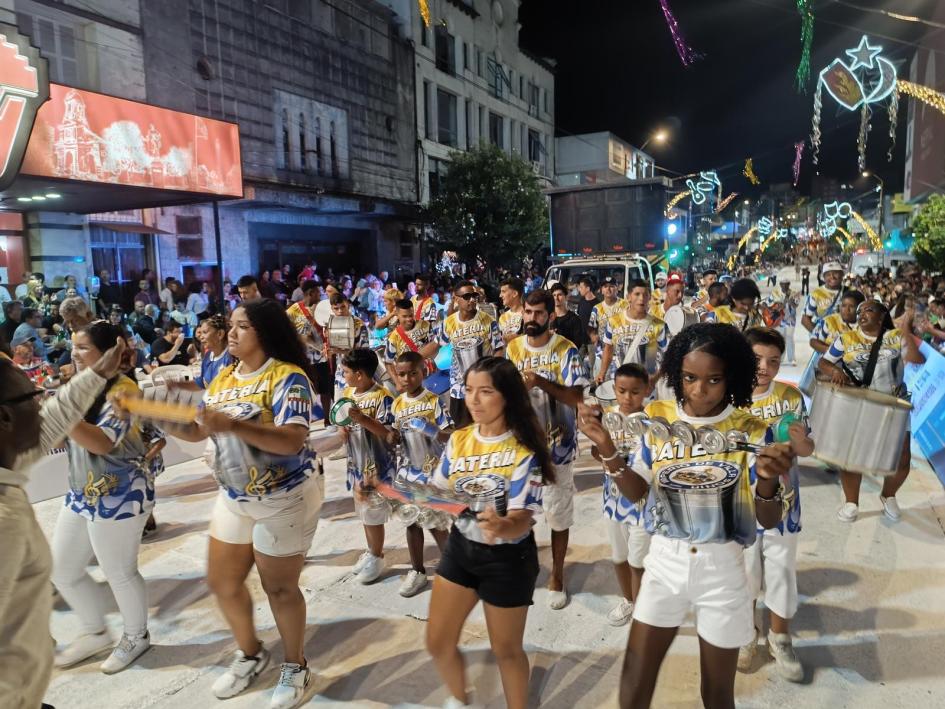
[812,380,912,410]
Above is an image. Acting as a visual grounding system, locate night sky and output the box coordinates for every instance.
[519,0,939,197]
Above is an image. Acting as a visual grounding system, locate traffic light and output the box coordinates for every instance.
[668,248,680,264]
[666,222,678,237]
[684,244,690,252]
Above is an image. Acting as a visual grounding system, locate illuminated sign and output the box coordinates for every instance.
[818,201,852,237]
[820,36,897,112]
[0,24,49,191]
[685,170,720,205]
[21,84,242,197]
[757,217,773,236]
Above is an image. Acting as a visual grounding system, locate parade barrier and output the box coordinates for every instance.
[903,340,945,488]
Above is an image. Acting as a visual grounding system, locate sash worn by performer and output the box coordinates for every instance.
[286,280,334,422]
[800,262,844,333]
[505,289,589,610]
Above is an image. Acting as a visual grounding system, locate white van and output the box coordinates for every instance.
[544,254,655,300]
[849,251,915,278]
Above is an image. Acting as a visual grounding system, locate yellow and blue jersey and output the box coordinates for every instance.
[392,388,451,483]
[342,384,395,489]
[498,308,524,338]
[435,310,504,398]
[803,286,841,323]
[505,333,589,465]
[66,376,156,521]
[286,301,327,365]
[628,400,772,546]
[384,321,432,364]
[195,349,233,389]
[412,294,440,325]
[812,312,851,344]
[588,299,628,334]
[823,326,904,395]
[746,381,806,535]
[333,317,370,389]
[204,359,315,500]
[601,312,669,377]
[703,305,764,329]
[432,425,543,544]
[601,403,643,525]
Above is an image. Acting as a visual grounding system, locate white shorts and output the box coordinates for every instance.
[745,529,799,620]
[633,535,754,649]
[542,462,574,531]
[209,475,323,557]
[355,495,392,526]
[607,519,651,567]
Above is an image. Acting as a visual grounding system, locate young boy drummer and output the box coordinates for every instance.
[390,351,452,597]
[741,327,814,681]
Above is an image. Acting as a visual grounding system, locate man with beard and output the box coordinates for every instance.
[505,289,589,610]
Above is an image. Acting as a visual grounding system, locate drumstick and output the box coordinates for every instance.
[118,396,199,424]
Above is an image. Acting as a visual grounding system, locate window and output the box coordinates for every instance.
[544,89,549,114]
[528,129,541,162]
[437,89,457,147]
[509,70,514,97]
[519,76,524,99]
[529,83,540,111]
[16,12,79,86]
[429,157,449,199]
[423,81,432,140]
[175,216,202,234]
[465,99,473,148]
[330,121,338,177]
[281,109,291,168]
[434,25,455,74]
[475,46,482,77]
[509,120,516,153]
[420,15,428,46]
[489,112,503,149]
[399,230,414,259]
[478,106,485,142]
[314,117,323,174]
[463,42,469,71]
[299,113,307,170]
[177,237,204,260]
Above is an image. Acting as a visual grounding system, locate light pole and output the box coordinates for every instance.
[862,170,885,238]
[640,129,667,151]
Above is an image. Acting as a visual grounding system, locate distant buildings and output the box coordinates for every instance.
[555,131,656,187]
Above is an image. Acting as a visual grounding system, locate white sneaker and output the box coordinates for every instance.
[606,598,634,626]
[837,502,859,523]
[880,495,902,522]
[399,569,428,597]
[270,662,311,709]
[767,631,803,682]
[356,553,384,584]
[547,589,569,610]
[212,645,271,699]
[100,631,150,674]
[737,626,759,672]
[442,693,483,708]
[54,631,113,668]
[352,551,373,575]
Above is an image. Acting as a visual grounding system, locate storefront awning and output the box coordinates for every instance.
[88,221,170,235]
[1,84,242,215]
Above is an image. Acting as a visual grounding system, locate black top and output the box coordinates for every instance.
[150,336,190,366]
[576,295,600,330]
[553,310,587,349]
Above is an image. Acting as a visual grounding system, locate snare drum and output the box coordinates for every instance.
[663,305,699,336]
[326,314,356,350]
[453,336,483,376]
[808,381,912,476]
[529,384,561,447]
[651,461,744,543]
[452,473,509,515]
[594,379,617,406]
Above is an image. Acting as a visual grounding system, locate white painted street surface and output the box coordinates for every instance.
[34,267,945,708]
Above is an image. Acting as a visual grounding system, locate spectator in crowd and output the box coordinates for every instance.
[56,275,86,303]
[236,275,261,302]
[11,336,55,387]
[186,281,210,316]
[12,271,36,300]
[258,270,276,299]
[270,269,288,304]
[169,301,199,337]
[159,277,178,311]
[134,278,160,307]
[20,278,46,311]
[133,304,159,345]
[12,308,46,360]
[97,270,122,314]
[150,320,191,366]
[1,301,23,344]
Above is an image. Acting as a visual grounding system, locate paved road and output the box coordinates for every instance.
[35,266,945,708]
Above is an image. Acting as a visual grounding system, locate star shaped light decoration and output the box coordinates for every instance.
[845,35,882,71]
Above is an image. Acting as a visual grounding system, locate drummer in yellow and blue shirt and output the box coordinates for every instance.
[505,289,589,610]
[800,261,844,334]
[328,292,370,394]
[595,278,670,386]
[741,327,815,682]
[577,322,794,708]
[703,277,765,330]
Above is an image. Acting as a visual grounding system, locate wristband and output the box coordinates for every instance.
[600,449,623,463]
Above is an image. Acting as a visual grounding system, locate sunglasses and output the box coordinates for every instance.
[0,388,45,405]
[457,292,480,301]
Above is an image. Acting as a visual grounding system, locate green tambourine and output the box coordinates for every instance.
[329,397,357,426]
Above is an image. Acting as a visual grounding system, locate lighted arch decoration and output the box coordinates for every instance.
[727,226,759,270]
[849,210,882,250]
[664,190,691,217]
[835,226,855,248]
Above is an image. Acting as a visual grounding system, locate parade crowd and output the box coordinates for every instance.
[0,251,937,709]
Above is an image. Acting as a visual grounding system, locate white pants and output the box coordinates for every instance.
[542,462,574,531]
[744,530,799,620]
[607,519,651,567]
[51,507,149,637]
[778,324,796,363]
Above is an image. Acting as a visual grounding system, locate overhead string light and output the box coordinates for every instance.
[658,0,702,67]
[795,0,815,92]
[716,192,739,213]
[811,81,823,165]
[664,190,691,217]
[857,103,870,172]
[792,141,805,186]
[897,79,945,116]
[743,158,761,185]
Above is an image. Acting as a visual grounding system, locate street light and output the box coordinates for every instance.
[640,129,668,151]
[862,170,885,238]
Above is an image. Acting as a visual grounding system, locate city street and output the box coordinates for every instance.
[34,270,945,709]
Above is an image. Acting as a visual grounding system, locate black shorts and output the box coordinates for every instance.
[436,525,539,608]
[312,362,333,396]
[449,397,471,428]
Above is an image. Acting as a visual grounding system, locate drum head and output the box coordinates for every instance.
[327,315,356,349]
[329,397,356,426]
[664,305,685,334]
[595,379,617,405]
[314,300,332,326]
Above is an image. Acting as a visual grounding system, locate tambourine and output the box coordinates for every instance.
[329,397,356,426]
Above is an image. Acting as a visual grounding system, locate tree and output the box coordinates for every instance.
[912,194,945,271]
[425,144,549,267]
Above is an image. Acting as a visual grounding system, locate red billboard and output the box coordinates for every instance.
[20,83,242,197]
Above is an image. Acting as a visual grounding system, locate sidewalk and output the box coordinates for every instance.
[35,267,945,707]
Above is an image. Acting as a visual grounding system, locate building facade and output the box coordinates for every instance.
[2,0,420,299]
[380,0,555,204]
[555,132,656,187]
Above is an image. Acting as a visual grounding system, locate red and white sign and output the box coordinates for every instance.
[0,23,49,191]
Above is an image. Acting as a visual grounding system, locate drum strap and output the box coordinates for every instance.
[859,325,889,388]
[297,302,332,372]
[415,296,431,321]
[814,288,843,329]
[396,325,435,374]
[622,318,651,365]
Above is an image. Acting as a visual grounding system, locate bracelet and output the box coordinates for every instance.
[600,449,623,463]
[754,483,783,504]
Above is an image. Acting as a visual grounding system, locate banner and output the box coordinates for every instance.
[904,340,945,487]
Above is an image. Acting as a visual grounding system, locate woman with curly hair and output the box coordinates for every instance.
[426,356,553,709]
[578,323,794,708]
[166,299,320,709]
